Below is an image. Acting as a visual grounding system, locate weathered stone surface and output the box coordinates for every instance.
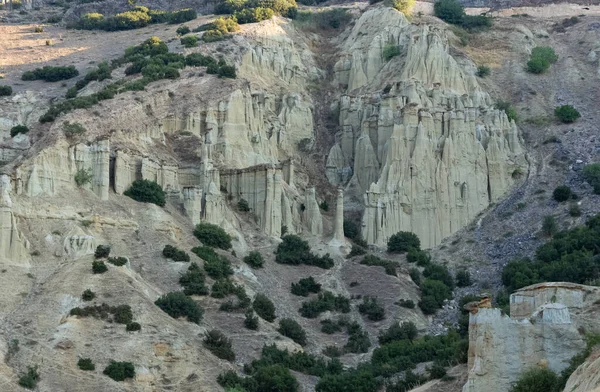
[303,187,323,236]
[564,347,600,392]
[0,175,30,266]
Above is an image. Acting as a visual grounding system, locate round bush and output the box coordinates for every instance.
[253,293,276,322]
[10,125,29,138]
[511,367,558,392]
[0,85,13,96]
[278,318,307,346]
[193,222,232,249]
[387,231,420,253]
[554,105,580,123]
[155,291,204,324]
[244,251,264,268]
[103,361,135,381]
[552,185,572,202]
[124,179,166,207]
[78,358,95,371]
[434,0,465,24]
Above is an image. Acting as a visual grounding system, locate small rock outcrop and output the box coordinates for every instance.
[0,174,30,266]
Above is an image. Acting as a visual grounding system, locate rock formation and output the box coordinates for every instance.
[330,188,345,244]
[463,283,600,392]
[0,174,30,266]
[303,187,323,236]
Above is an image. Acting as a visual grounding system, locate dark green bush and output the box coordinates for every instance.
[360,255,399,276]
[74,169,92,186]
[244,251,264,268]
[253,293,276,322]
[112,305,133,324]
[358,296,385,321]
[291,276,321,296]
[510,367,558,392]
[92,260,108,274]
[166,8,197,24]
[94,245,111,259]
[107,256,128,266]
[320,318,343,334]
[397,299,415,309]
[103,361,135,381]
[348,245,367,258]
[423,264,454,289]
[299,291,350,318]
[176,25,191,35]
[419,279,452,314]
[203,29,226,42]
[254,365,299,392]
[245,310,259,330]
[82,289,95,301]
[180,35,199,48]
[162,245,190,262]
[155,291,204,323]
[237,198,250,211]
[18,366,39,389]
[583,163,600,194]
[278,318,307,346]
[22,65,79,82]
[383,44,400,61]
[0,85,13,96]
[78,358,95,371]
[344,322,371,354]
[204,329,236,361]
[409,267,422,285]
[569,204,582,217]
[275,235,333,269]
[554,105,581,123]
[388,231,420,253]
[378,321,417,345]
[542,215,558,237]
[10,125,29,137]
[527,46,558,74]
[434,0,464,24]
[553,185,572,202]
[180,262,209,295]
[455,269,472,287]
[194,222,232,249]
[217,64,237,79]
[191,246,234,279]
[476,65,490,77]
[234,7,274,23]
[407,249,431,265]
[124,179,166,206]
[185,53,218,67]
[126,322,141,331]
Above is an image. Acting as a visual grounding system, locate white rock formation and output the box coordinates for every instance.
[303,187,323,236]
[0,175,30,266]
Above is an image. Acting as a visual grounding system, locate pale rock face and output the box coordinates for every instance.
[0,175,30,266]
[62,227,96,257]
[462,283,600,392]
[326,8,527,248]
[304,187,323,236]
[564,348,600,392]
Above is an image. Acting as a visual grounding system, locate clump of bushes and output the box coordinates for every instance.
[194,222,232,249]
[155,291,204,324]
[214,0,295,24]
[455,269,472,287]
[95,245,111,259]
[234,7,274,23]
[344,322,371,354]
[74,7,197,31]
[126,322,141,331]
[554,105,581,123]
[22,66,79,82]
[510,367,558,392]
[18,365,40,389]
[82,289,96,301]
[541,215,558,237]
[527,46,558,74]
[358,296,385,321]
[180,262,209,295]
[163,245,190,262]
[495,100,518,122]
[383,44,400,61]
[360,255,399,276]
[378,321,417,345]
[553,185,572,202]
[78,358,95,371]
[10,125,29,138]
[107,256,128,266]
[237,198,250,211]
[278,318,307,346]
[244,310,259,330]
[397,298,415,308]
[67,62,112,98]
[180,35,199,48]
[406,249,431,265]
[244,251,264,268]
[294,8,352,30]
[419,279,452,314]
[291,276,321,296]
[476,65,490,77]
[70,303,133,325]
[387,231,420,253]
[176,25,191,35]
[103,361,135,381]
[204,329,236,361]
[299,291,350,318]
[583,163,600,194]
[0,85,12,96]
[92,260,108,274]
[63,121,87,136]
[124,180,166,207]
[275,235,334,269]
[191,246,234,279]
[434,0,492,30]
[253,293,276,322]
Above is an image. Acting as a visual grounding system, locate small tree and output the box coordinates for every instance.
[358,296,385,321]
[94,245,111,258]
[476,65,490,77]
[244,310,259,330]
[155,291,204,323]
[18,366,40,389]
[388,231,420,253]
[193,222,232,249]
[92,260,108,274]
[456,270,472,287]
[78,358,95,371]
[237,198,250,212]
[0,85,13,96]
[126,322,141,331]
[180,35,199,48]
[176,25,191,35]
[253,293,276,322]
[434,0,465,25]
[582,163,600,194]
[542,215,558,237]
[124,179,166,207]
[383,44,401,61]
[82,289,96,301]
[243,251,264,268]
[278,318,307,346]
[554,105,581,123]
[10,125,29,137]
[552,185,572,202]
[103,361,135,381]
[74,168,93,186]
[511,367,558,392]
[204,329,235,361]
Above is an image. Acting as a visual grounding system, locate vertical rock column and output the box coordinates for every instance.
[304,187,323,236]
[91,139,110,200]
[183,187,203,225]
[0,175,30,265]
[333,188,344,242]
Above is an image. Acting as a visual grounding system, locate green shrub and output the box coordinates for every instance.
[383,44,401,61]
[275,235,333,269]
[244,310,259,330]
[455,269,472,287]
[18,366,39,389]
[191,246,234,279]
[343,220,360,240]
[434,0,465,25]
[391,0,415,15]
[254,365,299,392]
[542,215,557,237]
[554,105,581,123]
[204,329,236,361]
[553,185,572,202]
[234,7,274,24]
[185,53,218,67]
[82,289,96,301]
[344,322,371,354]
[409,267,422,285]
[527,46,558,74]
[194,222,232,249]
[556,334,600,389]
[378,321,417,345]
[510,367,558,392]
[0,85,13,96]
[10,125,29,137]
[299,291,350,318]
[407,249,431,265]
[319,200,329,211]
[162,245,190,262]
[360,255,399,275]
[167,8,197,24]
[92,260,108,274]
[244,251,264,268]
[358,296,385,321]
[583,163,600,194]
[180,262,209,295]
[476,65,490,77]
[180,35,199,48]
[423,264,454,289]
[103,361,135,381]
[294,8,351,30]
[176,25,191,35]
[112,305,133,324]
[321,318,343,334]
[348,245,367,258]
[203,29,226,42]
[124,179,166,207]
[291,276,321,296]
[569,204,582,217]
[63,121,87,136]
[323,345,343,358]
[78,358,95,371]
[107,256,127,266]
[237,198,250,211]
[419,279,452,314]
[22,66,79,82]
[278,318,307,346]
[461,14,492,29]
[155,291,204,323]
[94,244,110,259]
[126,322,141,331]
[397,298,415,308]
[74,168,93,186]
[254,293,276,322]
[496,100,518,122]
[387,231,420,253]
[218,64,237,79]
